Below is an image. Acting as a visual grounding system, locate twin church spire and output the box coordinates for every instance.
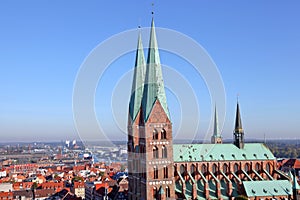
[129,19,245,148]
[128,32,146,122]
[129,18,170,124]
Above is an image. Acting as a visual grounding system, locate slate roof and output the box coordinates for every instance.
[173,143,275,162]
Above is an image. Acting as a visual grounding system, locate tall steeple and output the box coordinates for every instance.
[211,105,222,144]
[134,18,175,200]
[234,101,243,133]
[142,18,170,122]
[128,31,146,123]
[233,101,244,148]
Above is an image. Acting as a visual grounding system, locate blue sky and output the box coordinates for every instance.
[0,1,299,142]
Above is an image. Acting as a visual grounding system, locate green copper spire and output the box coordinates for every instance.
[142,18,170,122]
[235,101,243,133]
[129,32,146,122]
[213,105,220,137]
[211,104,222,144]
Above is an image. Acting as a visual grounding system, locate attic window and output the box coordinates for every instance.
[263,189,267,193]
[274,188,278,193]
[180,155,183,160]
[232,154,236,158]
[242,154,246,158]
[264,153,269,158]
[220,154,224,159]
[251,189,256,194]
[253,154,257,158]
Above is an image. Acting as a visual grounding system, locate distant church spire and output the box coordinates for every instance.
[128,31,146,123]
[142,18,170,122]
[233,101,244,148]
[211,104,222,144]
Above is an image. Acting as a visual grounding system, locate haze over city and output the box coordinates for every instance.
[0,1,299,142]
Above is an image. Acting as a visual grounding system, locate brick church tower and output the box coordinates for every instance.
[128,18,176,200]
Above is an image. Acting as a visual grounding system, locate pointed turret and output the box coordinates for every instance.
[129,32,146,123]
[142,18,170,122]
[211,105,222,144]
[234,102,243,133]
[233,101,244,148]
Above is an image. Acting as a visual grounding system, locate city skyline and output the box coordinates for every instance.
[0,1,299,142]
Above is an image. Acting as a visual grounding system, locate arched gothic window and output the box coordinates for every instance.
[153,187,157,198]
[153,146,159,159]
[163,166,168,178]
[223,164,228,174]
[234,163,239,173]
[166,186,170,198]
[161,129,167,139]
[201,164,207,174]
[162,145,167,158]
[245,163,250,173]
[255,163,260,172]
[266,163,271,174]
[180,164,185,175]
[154,166,158,179]
[212,164,218,174]
[153,129,158,140]
[190,164,196,178]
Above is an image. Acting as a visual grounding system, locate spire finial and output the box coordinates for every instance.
[138,18,141,29]
[151,2,154,15]
[237,93,239,103]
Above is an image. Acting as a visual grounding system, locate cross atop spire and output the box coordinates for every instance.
[141,18,170,122]
[151,2,155,15]
[128,31,146,123]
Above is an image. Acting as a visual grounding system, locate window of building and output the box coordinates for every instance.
[255,163,260,172]
[153,129,158,140]
[234,163,239,173]
[245,163,250,173]
[154,166,158,179]
[161,129,167,139]
[212,164,218,174]
[201,164,207,174]
[180,164,185,176]
[162,145,167,158]
[266,163,271,173]
[191,164,196,178]
[163,166,168,178]
[223,164,228,174]
[166,186,170,198]
[153,187,157,199]
[153,146,159,159]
